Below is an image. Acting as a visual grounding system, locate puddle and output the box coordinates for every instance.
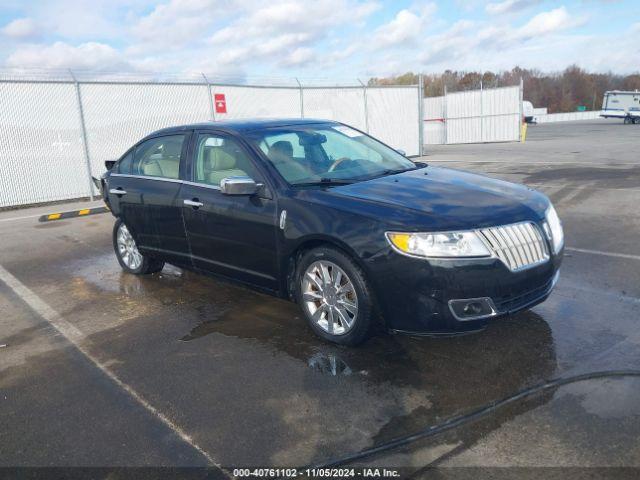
[308,352,354,376]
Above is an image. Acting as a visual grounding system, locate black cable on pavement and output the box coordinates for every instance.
[305,369,640,469]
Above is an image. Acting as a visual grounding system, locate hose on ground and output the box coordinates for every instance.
[306,369,640,469]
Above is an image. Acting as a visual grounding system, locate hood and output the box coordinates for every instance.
[299,166,549,231]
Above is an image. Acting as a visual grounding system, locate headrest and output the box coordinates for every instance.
[269,140,293,159]
[162,139,183,158]
[206,148,236,170]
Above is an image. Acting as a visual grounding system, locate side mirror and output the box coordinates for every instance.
[220,176,261,195]
[396,149,407,156]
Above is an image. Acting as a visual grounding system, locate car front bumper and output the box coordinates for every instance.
[366,247,563,335]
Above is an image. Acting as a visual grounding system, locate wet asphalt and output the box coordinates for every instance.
[0,120,639,475]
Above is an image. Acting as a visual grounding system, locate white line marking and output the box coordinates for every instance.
[526,183,640,193]
[426,159,640,166]
[0,263,224,472]
[0,213,45,223]
[566,247,640,261]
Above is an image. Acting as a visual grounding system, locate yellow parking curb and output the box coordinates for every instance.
[38,206,109,222]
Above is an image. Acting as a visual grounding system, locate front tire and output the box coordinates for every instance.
[113,218,164,275]
[295,246,376,346]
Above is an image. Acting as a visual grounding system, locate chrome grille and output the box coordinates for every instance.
[478,222,549,271]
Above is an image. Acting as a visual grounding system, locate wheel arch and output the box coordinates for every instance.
[282,235,370,301]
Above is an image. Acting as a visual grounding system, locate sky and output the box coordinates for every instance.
[0,0,638,82]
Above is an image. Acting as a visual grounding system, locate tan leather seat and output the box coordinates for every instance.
[205,148,247,186]
[142,138,182,179]
[267,140,310,181]
[142,154,180,179]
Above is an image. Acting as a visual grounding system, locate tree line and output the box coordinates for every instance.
[368,66,640,113]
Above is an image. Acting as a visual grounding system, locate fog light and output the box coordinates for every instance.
[463,302,484,315]
[448,297,497,321]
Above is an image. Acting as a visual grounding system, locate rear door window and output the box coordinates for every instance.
[133,135,186,179]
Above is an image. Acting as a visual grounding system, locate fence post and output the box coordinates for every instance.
[479,79,483,143]
[358,79,370,133]
[69,69,94,201]
[296,78,304,118]
[518,77,523,141]
[417,74,424,156]
[443,84,448,145]
[202,73,215,121]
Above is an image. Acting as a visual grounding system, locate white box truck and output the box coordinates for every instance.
[601,90,640,124]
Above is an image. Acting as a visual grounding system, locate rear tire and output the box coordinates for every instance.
[113,218,164,275]
[295,246,376,346]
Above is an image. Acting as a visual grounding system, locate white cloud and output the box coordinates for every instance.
[2,18,38,39]
[486,0,540,15]
[207,0,379,66]
[518,6,586,37]
[131,0,222,49]
[281,47,315,67]
[0,0,636,80]
[374,3,437,49]
[371,8,427,49]
[6,41,130,71]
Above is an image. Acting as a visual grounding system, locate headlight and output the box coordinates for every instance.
[544,204,564,254]
[386,231,491,258]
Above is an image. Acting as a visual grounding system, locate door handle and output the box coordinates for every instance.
[109,188,127,195]
[184,199,204,208]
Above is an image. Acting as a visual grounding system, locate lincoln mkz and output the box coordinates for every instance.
[97,119,563,345]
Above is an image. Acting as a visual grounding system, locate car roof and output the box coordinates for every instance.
[147,118,341,137]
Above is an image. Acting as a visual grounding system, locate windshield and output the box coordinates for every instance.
[246,124,416,185]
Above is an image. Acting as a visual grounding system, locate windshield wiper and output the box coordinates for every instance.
[293,178,355,187]
[367,166,419,179]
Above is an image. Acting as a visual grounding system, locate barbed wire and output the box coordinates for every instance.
[0,67,373,87]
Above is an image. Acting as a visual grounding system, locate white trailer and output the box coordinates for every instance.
[522,100,535,123]
[601,90,640,124]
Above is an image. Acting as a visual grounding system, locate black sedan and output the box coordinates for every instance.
[99,118,563,345]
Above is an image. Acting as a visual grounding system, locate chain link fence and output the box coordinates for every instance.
[0,70,421,208]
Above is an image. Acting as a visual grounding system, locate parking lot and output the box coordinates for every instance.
[1,120,639,475]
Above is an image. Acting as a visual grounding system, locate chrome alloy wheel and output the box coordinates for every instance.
[302,260,358,335]
[117,223,142,270]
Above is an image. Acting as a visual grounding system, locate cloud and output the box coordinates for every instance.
[485,0,541,15]
[0,0,636,80]
[280,47,315,67]
[6,41,130,71]
[518,6,587,37]
[370,4,436,49]
[131,0,222,50]
[207,0,379,66]
[416,6,592,73]
[372,10,423,47]
[2,18,38,39]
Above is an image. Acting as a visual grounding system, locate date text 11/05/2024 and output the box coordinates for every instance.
[232,467,401,477]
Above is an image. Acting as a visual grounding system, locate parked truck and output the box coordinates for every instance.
[600,90,640,124]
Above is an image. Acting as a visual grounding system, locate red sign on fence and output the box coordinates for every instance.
[214,94,227,114]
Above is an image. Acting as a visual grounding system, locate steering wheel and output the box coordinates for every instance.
[328,157,352,172]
